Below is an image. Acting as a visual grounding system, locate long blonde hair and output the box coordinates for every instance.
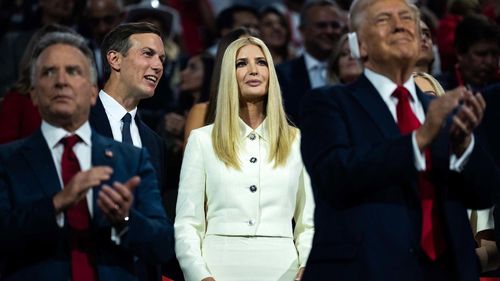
[212,36,296,169]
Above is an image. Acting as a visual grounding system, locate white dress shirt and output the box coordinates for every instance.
[174,119,315,281]
[41,121,93,225]
[364,68,474,172]
[99,90,142,148]
[304,52,327,89]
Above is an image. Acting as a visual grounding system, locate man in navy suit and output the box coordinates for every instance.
[91,22,181,280]
[300,0,500,280]
[0,31,174,281]
[276,0,345,124]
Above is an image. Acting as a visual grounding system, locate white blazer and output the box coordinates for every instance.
[174,119,315,281]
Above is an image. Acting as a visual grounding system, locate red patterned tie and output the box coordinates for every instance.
[392,86,445,261]
[61,135,97,281]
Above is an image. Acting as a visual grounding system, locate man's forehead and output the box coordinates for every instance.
[234,12,258,26]
[471,41,500,51]
[368,0,412,14]
[129,33,163,47]
[88,0,120,11]
[308,5,342,20]
[39,44,86,61]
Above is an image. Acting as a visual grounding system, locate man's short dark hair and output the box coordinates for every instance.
[101,22,163,79]
[299,0,340,28]
[215,5,258,35]
[455,15,500,54]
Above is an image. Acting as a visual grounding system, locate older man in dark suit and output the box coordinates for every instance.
[300,0,500,280]
[0,31,173,281]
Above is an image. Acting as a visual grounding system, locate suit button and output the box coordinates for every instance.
[249,185,257,192]
[409,248,415,254]
[248,219,255,226]
[250,157,257,163]
[249,133,256,140]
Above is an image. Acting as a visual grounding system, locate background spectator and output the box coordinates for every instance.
[276,0,347,124]
[207,4,259,55]
[259,6,295,64]
[0,0,79,98]
[438,14,500,91]
[326,33,362,85]
[436,0,481,72]
[79,0,125,87]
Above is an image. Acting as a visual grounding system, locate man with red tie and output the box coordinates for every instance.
[300,0,500,280]
[0,31,174,280]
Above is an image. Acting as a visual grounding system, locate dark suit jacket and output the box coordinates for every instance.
[90,97,167,195]
[479,83,500,169]
[0,129,174,281]
[479,83,500,262]
[276,55,311,125]
[299,74,500,281]
[90,96,183,280]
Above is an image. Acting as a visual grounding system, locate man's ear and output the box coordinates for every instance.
[299,23,306,38]
[107,50,121,72]
[358,34,368,59]
[90,85,98,106]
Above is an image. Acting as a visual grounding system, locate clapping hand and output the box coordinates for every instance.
[97,176,140,226]
[449,90,486,156]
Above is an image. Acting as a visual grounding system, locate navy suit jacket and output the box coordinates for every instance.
[479,83,500,168]
[300,74,500,281]
[276,55,311,125]
[479,83,500,252]
[0,129,174,281]
[90,96,168,195]
[90,96,183,280]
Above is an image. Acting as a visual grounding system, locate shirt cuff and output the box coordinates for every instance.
[56,213,64,228]
[412,132,426,171]
[469,208,495,233]
[111,225,129,245]
[450,135,474,172]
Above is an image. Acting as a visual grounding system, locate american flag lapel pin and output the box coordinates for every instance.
[105,149,113,158]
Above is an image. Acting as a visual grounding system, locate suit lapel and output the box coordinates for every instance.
[90,130,115,226]
[351,74,400,139]
[21,130,62,197]
[295,56,311,91]
[135,115,156,154]
[90,96,113,138]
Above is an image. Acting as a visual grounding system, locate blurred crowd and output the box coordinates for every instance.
[0,0,500,279]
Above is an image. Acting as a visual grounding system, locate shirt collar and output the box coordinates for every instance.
[41,120,92,148]
[364,68,417,101]
[238,118,269,141]
[304,52,327,71]
[99,90,138,123]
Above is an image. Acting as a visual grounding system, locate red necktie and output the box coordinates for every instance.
[61,135,97,281]
[392,86,445,260]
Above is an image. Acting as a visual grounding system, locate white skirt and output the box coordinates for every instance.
[202,235,300,281]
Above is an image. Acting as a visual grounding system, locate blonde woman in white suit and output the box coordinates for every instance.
[174,36,315,281]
